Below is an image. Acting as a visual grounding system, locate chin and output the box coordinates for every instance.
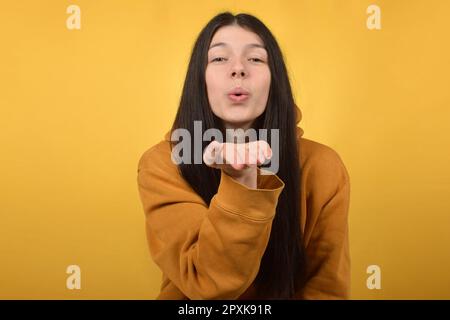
[222,108,252,120]
[222,115,253,126]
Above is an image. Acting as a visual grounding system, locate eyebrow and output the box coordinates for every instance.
[208,42,266,50]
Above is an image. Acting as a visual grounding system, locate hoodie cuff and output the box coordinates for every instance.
[212,169,285,221]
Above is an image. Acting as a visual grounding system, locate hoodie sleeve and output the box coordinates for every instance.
[136,142,285,300]
[296,145,351,300]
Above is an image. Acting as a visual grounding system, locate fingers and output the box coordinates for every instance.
[256,140,272,165]
[222,143,248,170]
[203,140,223,167]
[203,140,273,169]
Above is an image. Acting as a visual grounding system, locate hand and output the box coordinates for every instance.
[203,140,272,189]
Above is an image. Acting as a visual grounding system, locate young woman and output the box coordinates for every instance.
[137,12,350,300]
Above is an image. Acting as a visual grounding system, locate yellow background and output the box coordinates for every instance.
[1,0,449,299]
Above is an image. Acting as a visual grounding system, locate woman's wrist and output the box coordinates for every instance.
[226,168,257,189]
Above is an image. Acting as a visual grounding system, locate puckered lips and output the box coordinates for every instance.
[227,87,250,103]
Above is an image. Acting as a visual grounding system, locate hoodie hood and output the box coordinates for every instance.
[164,104,304,141]
[294,103,304,138]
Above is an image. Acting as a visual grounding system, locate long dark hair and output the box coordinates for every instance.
[170,12,307,299]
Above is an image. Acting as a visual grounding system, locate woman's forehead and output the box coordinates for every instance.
[210,25,265,48]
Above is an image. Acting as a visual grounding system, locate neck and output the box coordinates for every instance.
[223,120,254,132]
[222,120,258,143]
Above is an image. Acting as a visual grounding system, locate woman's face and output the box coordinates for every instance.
[205,25,271,131]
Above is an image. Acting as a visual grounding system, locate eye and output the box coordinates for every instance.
[211,57,227,62]
[249,58,264,63]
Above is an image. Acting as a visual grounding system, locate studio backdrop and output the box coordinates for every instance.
[1,0,449,299]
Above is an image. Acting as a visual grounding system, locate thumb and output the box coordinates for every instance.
[203,140,223,166]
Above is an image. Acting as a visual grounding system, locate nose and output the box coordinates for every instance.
[231,70,246,78]
[230,62,247,79]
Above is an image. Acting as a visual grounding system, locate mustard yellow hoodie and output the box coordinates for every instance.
[137,106,350,300]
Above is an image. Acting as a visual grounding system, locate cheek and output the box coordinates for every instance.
[205,69,222,100]
[261,69,271,91]
[255,69,271,100]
